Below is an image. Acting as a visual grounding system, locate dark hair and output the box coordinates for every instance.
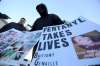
[21,18,26,20]
[36,3,47,11]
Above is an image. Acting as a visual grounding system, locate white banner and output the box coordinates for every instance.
[0,29,42,66]
[31,17,100,66]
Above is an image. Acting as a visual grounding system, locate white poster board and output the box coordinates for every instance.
[31,17,100,66]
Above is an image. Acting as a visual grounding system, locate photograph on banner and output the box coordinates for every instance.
[0,29,42,61]
[72,30,100,59]
[23,31,41,51]
[0,29,24,53]
[0,46,23,60]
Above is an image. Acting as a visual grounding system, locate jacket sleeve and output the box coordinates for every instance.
[30,21,37,31]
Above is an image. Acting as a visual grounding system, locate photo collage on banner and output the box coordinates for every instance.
[0,28,42,66]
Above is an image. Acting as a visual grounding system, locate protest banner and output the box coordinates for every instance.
[0,28,42,66]
[31,17,100,66]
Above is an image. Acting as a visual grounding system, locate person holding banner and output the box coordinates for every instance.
[30,3,64,61]
[30,3,64,31]
[0,18,27,33]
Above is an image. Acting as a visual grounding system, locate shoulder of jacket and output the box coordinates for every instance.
[49,14,58,16]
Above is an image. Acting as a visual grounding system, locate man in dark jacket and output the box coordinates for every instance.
[30,3,64,61]
[30,3,64,31]
[0,18,26,33]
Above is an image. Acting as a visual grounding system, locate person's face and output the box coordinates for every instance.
[73,36,93,45]
[37,6,47,16]
[19,18,26,25]
[20,18,26,22]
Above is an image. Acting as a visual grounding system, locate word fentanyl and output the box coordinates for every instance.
[43,17,86,33]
